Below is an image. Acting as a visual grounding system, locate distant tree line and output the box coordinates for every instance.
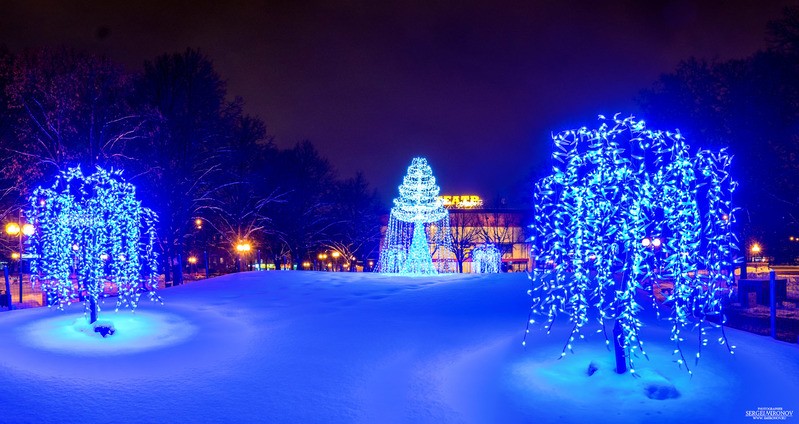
[637,7,799,263]
[0,47,383,280]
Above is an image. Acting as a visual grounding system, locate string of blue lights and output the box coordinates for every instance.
[378,157,455,274]
[27,166,161,324]
[525,114,738,374]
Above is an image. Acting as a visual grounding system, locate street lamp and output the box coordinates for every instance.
[188,256,198,274]
[750,243,761,261]
[194,218,203,230]
[641,237,661,248]
[6,219,34,303]
[235,241,251,272]
[331,251,340,272]
[318,253,328,271]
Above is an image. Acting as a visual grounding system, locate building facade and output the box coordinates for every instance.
[445,198,532,273]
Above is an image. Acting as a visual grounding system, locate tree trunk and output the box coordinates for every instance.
[164,255,172,283]
[613,320,626,374]
[89,296,98,324]
[174,253,183,285]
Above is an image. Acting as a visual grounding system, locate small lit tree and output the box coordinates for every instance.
[28,167,159,326]
[526,115,738,375]
[472,244,501,273]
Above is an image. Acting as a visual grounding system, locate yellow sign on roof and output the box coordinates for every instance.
[439,195,483,209]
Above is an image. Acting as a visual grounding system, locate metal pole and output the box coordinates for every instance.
[257,249,261,271]
[18,213,23,303]
[770,269,777,339]
[4,264,11,310]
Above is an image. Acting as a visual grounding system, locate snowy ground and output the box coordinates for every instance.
[0,271,797,423]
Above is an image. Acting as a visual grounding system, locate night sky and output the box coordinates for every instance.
[2,0,795,203]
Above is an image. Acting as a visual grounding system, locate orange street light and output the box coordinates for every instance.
[5,223,20,236]
[751,243,761,254]
[6,219,34,304]
[188,256,198,264]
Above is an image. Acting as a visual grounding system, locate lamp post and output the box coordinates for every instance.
[6,218,34,303]
[318,253,328,271]
[332,251,341,272]
[188,255,198,274]
[750,243,761,259]
[235,241,251,272]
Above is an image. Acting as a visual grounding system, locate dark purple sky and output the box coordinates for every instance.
[2,0,795,203]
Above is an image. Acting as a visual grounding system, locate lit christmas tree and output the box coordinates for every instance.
[472,244,501,273]
[27,167,160,329]
[378,157,454,274]
[526,115,738,375]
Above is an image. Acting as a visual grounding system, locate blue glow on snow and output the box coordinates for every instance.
[20,311,196,356]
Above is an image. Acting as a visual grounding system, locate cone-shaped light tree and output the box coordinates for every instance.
[27,167,160,325]
[378,157,454,274]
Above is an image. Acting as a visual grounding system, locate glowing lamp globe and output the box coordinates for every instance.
[21,223,35,236]
[5,223,20,236]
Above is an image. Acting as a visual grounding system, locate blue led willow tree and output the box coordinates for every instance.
[27,167,160,326]
[525,115,738,375]
[378,157,454,274]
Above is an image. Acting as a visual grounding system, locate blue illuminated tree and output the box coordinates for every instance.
[472,244,501,273]
[27,167,160,326]
[526,115,738,375]
[378,158,454,274]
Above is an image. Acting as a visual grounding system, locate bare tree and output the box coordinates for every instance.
[448,211,482,273]
[135,48,238,281]
[477,211,520,259]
